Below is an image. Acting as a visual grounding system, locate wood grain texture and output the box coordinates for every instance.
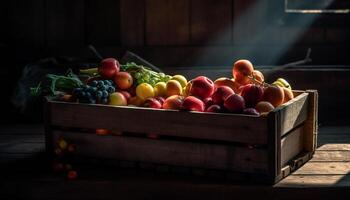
[85,0,120,46]
[48,100,269,144]
[2,125,350,198]
[312,151,350,162]
[46,0,85,50]
[281,126,303,166]
[317,144,350,151]
[145,0,189,45]
[267,108,280,183]
[120,0,145,46]
[52,130,269,173]
[293,162,350,175]
[304,90,318,152]
[275,92,309,136]
[190,0,232,45]
[277,175,350,188]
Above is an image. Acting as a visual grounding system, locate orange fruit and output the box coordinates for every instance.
[232,60,254,85]
[250,70,264,84]
[262,85,284,107]
[128,96,144,106]
[283,87,294,104]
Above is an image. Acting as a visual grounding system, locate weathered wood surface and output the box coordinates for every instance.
[280,126,303,166]
[1,125,350,199]
[48,101,269,144]
[275,92,309,136]
[52,130,269,173]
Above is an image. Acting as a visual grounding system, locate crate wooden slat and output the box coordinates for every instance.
[45,90,318,184]
[52,130,269,173]
[49,102,269,144]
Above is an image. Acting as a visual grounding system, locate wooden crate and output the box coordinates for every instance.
[45,90,318,184]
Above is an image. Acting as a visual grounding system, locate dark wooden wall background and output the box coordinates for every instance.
[1,0,349,67]
[0,0,349,124]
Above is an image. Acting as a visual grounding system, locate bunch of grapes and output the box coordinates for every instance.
[120,62,172,86]
[73,80,115,104]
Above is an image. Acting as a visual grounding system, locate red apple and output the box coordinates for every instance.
[206,104,222,113]
[98,58,120,79]
[143,98,162,109]
[243,108,260,116]
[182,96,205,112]
[224,94,245,113]
[212,86,235,105]
[189,76,215,99]
[240,84,264,108]
[155,96,165,105]
[163,95,184,110]
[114,72,133,90]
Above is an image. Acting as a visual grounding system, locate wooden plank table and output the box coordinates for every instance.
[0,124,350,199]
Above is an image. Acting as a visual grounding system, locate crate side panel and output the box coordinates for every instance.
[52,130,269,173]
[304,90,319,152]
[277,92,309,136]
[48,102,269,144]
[281,126,304,166]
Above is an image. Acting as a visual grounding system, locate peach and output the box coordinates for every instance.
[163,95,184,110]
[232,59,254,85]
[128,96,144,106]
[250,70,264,84]
[214,77,241,94]
[189,76,215,99]
[255,101,275,114]
[109,92,127,106]
[240,84,264,108]
[224,94,245,113]
[114,72,133,90]
[212,86,234,105]
[166,80,182,97]
[283,87,294,104]
[262,85,284,107]
[182,96,205,112]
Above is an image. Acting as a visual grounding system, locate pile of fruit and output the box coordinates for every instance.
[49,58,294,116]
